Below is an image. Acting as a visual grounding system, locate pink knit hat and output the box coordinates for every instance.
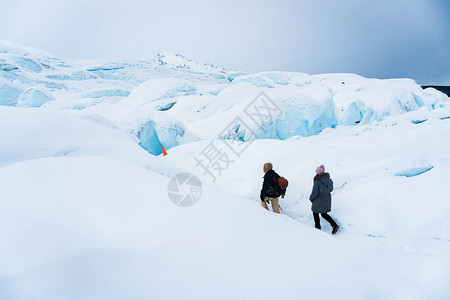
[315,165,325,174]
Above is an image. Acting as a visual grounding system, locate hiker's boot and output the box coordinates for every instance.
[332,225,339,235]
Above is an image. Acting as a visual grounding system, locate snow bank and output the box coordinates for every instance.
[0,156,448,300]
[0,106,177,176]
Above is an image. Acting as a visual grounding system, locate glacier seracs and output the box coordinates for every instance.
[0,40,449,155]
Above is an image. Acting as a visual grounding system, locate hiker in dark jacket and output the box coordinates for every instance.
[260,162,281,213]
[309,165,339,234]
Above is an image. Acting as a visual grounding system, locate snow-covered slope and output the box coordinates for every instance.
[1,155,449,300]
[0,106,178,176]
[153,51,245,81]
[0,40,449,299]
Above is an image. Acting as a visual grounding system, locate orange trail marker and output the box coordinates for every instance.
[162,146,168,156]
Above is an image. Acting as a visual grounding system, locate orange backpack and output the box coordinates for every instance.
[274,176,289,197]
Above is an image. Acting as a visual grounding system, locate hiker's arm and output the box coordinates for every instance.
[260,176,269,200]
[260,190,265,201]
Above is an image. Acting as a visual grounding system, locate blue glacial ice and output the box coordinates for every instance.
[86,63,126,72]
[0,84,22,106]
[46,74,71,80]
[222,98,338,141]
[36,81,67,90]
[0,69,32,83]
[1,40,450,151]
[341,101,375,125]
[87,63,128,80]
[157,102,176,111]
[15,57,42,72]
[395,166,434,177]
[138,120,185,155]
[70,71,97,81]
[138,121,164,155]
[412,93,425,107]
[16,88,54,107]
[263,100,338,139]
[411,119,427,124]
[226,71,246,82]
[0,63,18,71]
[82,89,130,99]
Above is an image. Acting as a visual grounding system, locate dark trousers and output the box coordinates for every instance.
[313,212,337,228]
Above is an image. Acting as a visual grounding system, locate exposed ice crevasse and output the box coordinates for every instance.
[138,120,185,155]
[395,166,434,177]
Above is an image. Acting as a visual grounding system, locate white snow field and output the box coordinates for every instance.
[0,41,449,300]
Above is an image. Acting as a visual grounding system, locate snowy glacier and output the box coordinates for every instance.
[1,40,448,155]
[16,88,54,107]
[0,40,450,300]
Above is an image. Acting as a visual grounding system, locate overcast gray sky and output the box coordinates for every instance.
[1,0,449,84]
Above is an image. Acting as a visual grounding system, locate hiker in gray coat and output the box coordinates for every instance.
[309,165,339,234]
